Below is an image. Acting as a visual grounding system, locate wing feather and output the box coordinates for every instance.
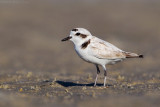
[88,37,126,59]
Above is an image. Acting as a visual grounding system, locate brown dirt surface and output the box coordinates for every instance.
[0,0,160,107]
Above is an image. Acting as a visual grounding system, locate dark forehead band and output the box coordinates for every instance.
[72,28,78,31]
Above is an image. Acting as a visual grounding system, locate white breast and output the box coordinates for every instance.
[74,44,117,65]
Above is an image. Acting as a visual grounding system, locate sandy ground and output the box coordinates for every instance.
[0,0,160,107]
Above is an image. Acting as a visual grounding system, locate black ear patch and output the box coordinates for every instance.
[80,34,87,38]
[72,28,78,31]
[75,33,81,36]
[75,32,87,38]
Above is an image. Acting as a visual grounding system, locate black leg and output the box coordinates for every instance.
[102,65,107,87]
[96,65,100,74]
[94,65,100,86]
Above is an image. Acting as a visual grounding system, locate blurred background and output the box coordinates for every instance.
[0,0,160,107]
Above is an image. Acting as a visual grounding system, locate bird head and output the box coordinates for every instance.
[61,28,92,45]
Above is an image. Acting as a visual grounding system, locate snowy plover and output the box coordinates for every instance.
[61,28,143,87]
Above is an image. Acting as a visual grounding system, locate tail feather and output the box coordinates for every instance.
[139,54,144,58]
[124,52,143,58]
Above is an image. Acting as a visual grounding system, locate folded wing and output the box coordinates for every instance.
[88,37,126,59]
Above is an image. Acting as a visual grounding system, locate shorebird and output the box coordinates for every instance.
[61,28,143,87]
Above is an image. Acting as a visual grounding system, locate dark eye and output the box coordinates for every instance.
[76,33,81,36]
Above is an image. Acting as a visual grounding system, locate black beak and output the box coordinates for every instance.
[61,36,72,41]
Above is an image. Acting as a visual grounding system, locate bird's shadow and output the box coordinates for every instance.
[56,80,112,87]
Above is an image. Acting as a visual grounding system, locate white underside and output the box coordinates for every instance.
[75,45,125,66]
